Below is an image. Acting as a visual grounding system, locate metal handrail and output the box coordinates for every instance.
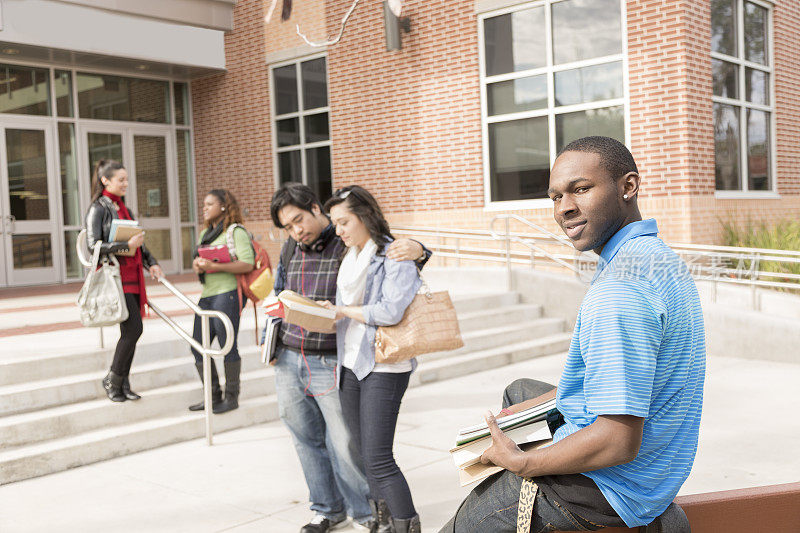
[76,230,232,445]
[394,219,800,310]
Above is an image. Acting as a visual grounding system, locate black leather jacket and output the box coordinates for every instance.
[85,195,158,268]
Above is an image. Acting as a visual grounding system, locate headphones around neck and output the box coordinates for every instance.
[297,223,335,253]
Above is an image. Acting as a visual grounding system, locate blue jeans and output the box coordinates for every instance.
[340,368,416,520]
[274,346,372,522]
[191,289,243,363]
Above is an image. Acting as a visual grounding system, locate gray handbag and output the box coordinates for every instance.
[76,241,129,327]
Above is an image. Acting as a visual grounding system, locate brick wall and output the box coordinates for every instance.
[326,0,483,215]
[191,0,272,234]
[774,1,800,196]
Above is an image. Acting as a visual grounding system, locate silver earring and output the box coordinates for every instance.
[221,207,225,211]
[623,194,629,199]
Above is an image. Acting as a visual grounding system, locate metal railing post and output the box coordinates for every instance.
[505,217,512,290]
[751,253,760,311]
[98,327,104,349]
[202,315,213,446]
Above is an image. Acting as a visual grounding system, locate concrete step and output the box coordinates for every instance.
[413,335,573,386]
[450,291,518,313]
[0,348,265,417]
[0,316,553,417]
[0,289,564,485]
[0,320,260,388]
[0,395,279,485]
[426,317,566,361]
[0,333,572,486]
[0,311,556,444]
[457,303,542,331]
[0,362,275,449]
[0,292,517,387]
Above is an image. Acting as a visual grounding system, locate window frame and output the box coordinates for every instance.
[269,53,332,200]
[0,56,197,279]
[711,0,777,199]
[478,0,631,210]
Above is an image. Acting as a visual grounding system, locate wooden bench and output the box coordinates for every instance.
[557,482,800,533]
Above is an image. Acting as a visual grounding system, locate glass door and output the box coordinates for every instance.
[79,125,177,272]
[0,122,60,286]
[129,130,177,272]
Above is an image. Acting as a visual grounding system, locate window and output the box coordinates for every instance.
[0,64,51,116]
[480,0,627,204]
[76,72,170,123]
[711,0,773,193]
[271,56,332,204]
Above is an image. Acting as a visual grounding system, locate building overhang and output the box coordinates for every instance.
[0,0,228,79]
[51,0,236,32]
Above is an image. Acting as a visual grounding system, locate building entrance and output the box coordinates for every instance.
[0,121,60,286]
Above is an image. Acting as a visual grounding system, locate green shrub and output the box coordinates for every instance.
[720,218,800,289]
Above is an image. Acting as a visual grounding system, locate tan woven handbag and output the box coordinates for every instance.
[374,279,464,364]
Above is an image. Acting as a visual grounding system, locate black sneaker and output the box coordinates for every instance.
[300,515,347,533]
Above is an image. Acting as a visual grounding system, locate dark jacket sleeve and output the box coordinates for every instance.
[85,202,129,256]
[140,244,158,269]
[413,240,433,271]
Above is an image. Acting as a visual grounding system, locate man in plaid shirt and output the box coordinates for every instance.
[269,184,430,533]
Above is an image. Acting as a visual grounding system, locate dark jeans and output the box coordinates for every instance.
[191,289,243,363]
[439,379,609,533]
[111,293,142,377]
[340,367,416,520]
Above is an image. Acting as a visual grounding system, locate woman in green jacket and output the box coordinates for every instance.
[189,189,254,413]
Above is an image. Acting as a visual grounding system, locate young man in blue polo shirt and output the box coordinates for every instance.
[441,136,705,532]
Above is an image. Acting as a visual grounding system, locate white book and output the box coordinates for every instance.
[457,398,556,441]
[260,316,281,365]
[451,419,551,469]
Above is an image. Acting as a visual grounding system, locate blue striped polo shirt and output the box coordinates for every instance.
[553,219,706,527]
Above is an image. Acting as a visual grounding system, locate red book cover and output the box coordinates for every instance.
[263,300,285,319]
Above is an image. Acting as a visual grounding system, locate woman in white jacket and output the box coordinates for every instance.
[320,186,423,533]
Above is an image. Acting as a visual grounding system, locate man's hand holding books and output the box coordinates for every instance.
[480,410,527,475]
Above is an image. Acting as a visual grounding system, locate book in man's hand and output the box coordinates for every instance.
[450,388,557,486]
[260,316,281,365]
[261,289,336,333]
[109,219,143,257]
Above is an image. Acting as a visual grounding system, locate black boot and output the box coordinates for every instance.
[188,361,222,411]
[391,515,421,533]
[102,371,126,402]
[214,360,240,414]
[121,376,141,400]
[368,499,392,533]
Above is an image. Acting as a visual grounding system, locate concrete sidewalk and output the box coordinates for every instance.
[2,352,799,533]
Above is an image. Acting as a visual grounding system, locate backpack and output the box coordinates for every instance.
[225,224,273,307]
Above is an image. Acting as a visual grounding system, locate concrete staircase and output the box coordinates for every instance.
[0,290,571,485]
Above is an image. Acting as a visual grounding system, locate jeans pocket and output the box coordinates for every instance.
[319,356,337,369]
[551,500,603,531]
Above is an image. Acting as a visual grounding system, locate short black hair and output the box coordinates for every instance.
[558,136,638,180]
[270,183,324,228]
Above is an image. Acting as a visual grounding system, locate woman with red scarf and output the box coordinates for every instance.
[85,159,163,402]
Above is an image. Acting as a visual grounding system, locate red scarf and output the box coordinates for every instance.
[103,190,148,317]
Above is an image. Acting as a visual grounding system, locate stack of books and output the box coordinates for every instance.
[109,219,143,257]
[450,390,556,486]
[262,289,336,333]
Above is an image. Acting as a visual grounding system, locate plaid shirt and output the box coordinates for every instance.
[276,236,347,354]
